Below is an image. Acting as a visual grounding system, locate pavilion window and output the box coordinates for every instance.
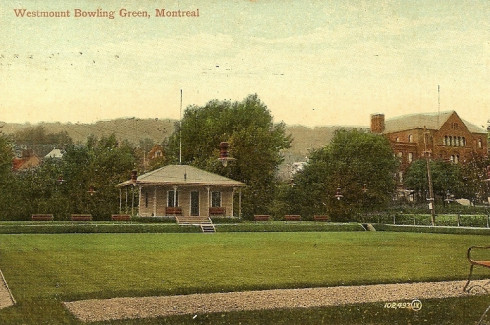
[211,191,222,207]
[167,190,179,207]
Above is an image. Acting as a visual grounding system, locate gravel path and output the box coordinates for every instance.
[64,279,489,323]
[0,269,15,309]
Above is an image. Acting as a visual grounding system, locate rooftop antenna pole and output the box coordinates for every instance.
[179,89,182,165]
[437,85,440,127]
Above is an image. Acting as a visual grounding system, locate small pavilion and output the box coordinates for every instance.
[117,165,245,218]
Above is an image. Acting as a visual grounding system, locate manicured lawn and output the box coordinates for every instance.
[0,232,488,324]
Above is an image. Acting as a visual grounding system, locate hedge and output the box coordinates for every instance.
[374,224,490,236]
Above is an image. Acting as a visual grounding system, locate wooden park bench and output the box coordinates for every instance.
[165,207,183,216]
[284,215,301,221]
[71,214,93,221]
[463,246,490,292]
[31,214,54,221]
[111,214,131,221]
[209,207,226,216]
[254,215,270,221]
[314,215,330,222]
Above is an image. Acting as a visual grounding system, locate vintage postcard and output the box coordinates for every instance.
[0,1,489,324]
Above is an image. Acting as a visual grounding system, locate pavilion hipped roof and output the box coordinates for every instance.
[117,164,245,187]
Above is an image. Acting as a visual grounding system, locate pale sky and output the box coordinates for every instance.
[1,1,489,128]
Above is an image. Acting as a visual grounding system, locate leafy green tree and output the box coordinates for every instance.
[0,135,13,176]
[0,135,17,219]
[60,134,137,219]
[0,134,138,221]
[166,94,291,217]
[287,129,399,220]
[404,159,464,205]
[459,153,490,204]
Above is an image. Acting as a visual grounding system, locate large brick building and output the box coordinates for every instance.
[370,111,488,182]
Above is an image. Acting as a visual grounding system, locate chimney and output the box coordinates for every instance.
[219,142,230,159]
[131,170,138,182]
[370,114,385,133]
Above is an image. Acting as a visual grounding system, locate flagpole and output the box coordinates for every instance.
[179,89,182,165]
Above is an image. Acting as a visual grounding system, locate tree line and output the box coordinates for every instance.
[0,94,488,221]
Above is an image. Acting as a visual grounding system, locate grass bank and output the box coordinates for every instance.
[0,232,488,324]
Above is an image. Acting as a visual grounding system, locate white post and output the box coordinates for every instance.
[238,188,242,219]
[153,186,157,217]
[138,186,142,216]
[131,186,135,216]
[119,188,122,214]
[125,188,128,213]
[173,186,178,216]
[207,186,210,217]
[231,187,235,217]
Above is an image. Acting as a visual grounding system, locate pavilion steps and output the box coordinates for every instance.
[200,224,216,233]
[176,216,216,233]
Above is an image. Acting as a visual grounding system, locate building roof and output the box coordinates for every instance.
[383,110,486,134]
[12,156,41,171]
[118,165,246,187]
[44,148,64,159]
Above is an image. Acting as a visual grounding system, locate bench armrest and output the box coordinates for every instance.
[467,246,490,263]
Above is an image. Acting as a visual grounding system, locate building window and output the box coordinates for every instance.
[397,152,403,159]
[211,191,221,207]
[449,136,453,146]
[167,190,179,207]
[395,137,400,142]
[444,136,448,146]
[408,152,413,163]
[145,192,149,208]
[455,155,459,164]
[478,138,483,148]
[450,155,454,163]
[462,137,466,146]
[408,134,413,143]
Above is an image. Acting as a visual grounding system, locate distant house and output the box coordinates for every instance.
[370,111,488,182]
[12,149,41,171]
[44,148,64,159]
[148,145,164,160]
[118,165,246,218]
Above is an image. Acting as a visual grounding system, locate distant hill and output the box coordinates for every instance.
[0,118,367,178]
[0,118,176,145]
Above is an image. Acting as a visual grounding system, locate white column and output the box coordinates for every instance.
[238,188,242,219]
[153,186,157,216]
[119,188,122,214]
[207,186,210,217]
[138,186,142,216]
[231,187,235,217]
[131,186,135,215]
[173,186,178,216]
[125,188,128,213]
